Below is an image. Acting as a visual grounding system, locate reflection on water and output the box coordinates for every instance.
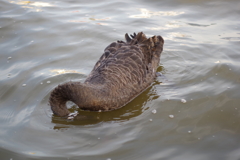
[129,8,184,18]
[221,36,240,41]
[147,21,182,31]
[50,69,82,75]
[9,0,53,12]
[70,16,111,25]
[10,0,53,7]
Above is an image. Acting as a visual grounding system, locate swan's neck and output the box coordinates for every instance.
[49,82,103,117]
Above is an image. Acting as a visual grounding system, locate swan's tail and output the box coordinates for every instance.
[125,32,164,53]
[125,32,164,59]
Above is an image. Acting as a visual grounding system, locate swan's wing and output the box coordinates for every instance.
[85,32,164,87]
[91,41,124,71]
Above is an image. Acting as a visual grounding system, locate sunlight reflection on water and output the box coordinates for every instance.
[129,8,184,18]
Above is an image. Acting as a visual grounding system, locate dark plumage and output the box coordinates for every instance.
[49,32,164,117]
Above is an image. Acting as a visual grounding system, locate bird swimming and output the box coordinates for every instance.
[49,32,164,118]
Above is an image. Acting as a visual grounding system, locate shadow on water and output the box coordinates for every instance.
[50,66,165,129]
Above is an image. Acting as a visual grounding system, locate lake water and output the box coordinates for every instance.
[0,0,240,159]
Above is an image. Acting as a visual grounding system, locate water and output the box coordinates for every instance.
[0,0,240,159]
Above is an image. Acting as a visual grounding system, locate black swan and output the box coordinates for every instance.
[49,32,164,118]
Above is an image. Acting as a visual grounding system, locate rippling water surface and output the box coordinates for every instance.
[1,0,240,159]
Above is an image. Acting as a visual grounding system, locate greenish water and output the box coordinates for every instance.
[0,0,240,159]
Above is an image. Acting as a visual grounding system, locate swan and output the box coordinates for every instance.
[49,32,164,118]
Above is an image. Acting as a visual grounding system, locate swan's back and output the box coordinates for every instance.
[84,32,164,109]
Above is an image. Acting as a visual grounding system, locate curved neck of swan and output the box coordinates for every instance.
[49,82,102,117]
